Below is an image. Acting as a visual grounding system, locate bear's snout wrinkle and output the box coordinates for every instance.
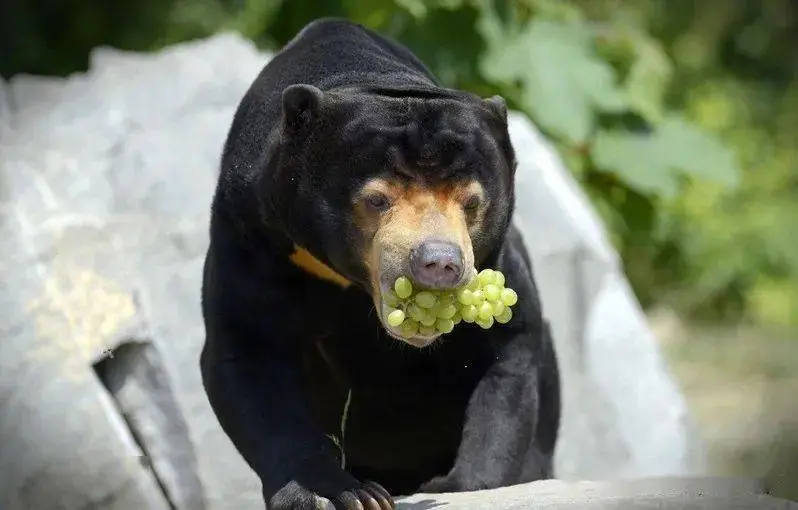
[409,239,463,289]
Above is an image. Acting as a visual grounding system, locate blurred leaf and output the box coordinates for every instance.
[592,115,740,197]
[394,0,427,18]
[688,86,738,132]
[480,18,626,144]
[657,116,741,186]
[396,5,485,87]
[394,0,464,19]
[591,129,679,197]
[231,0,284,40]
[748,277,798,327]
[624,33,672,123]
[558,142,586,177]
[523,0,584,21]
[340,0,397,29]
[591,24,672,125]
[618,187,656,235]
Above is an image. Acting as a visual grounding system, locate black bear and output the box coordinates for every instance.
[200,17,561,510]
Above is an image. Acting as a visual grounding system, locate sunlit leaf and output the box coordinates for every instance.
[394,0,428,18]
[591,130,679,197]
[624,34,672,124]
[656,116,741,186]
[592,115,740,198]
[480,19,626,144]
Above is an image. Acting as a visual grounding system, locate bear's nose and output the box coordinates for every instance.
[409,240,464,289]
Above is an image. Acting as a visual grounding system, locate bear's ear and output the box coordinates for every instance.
[484,95,508,124]
[281,84,324,133]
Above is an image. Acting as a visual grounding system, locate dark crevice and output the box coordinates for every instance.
[94,340,207,510]
[0,77,17,131]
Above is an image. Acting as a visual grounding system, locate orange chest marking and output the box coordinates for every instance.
[289,245,351,288]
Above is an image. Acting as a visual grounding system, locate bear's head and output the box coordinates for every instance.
[264,84,516,347]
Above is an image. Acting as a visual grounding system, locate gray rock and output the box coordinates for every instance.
[400,477,797,509]
[0,32,741,509]
[0,34,266,510]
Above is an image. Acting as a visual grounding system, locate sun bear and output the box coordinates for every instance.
[200,17,561,510]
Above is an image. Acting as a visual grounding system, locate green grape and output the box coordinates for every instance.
[484,284,500,302]
[436,318,455,334]
[478,301,493,321]
[477,269,495,286]
[500,288,518,306]
[394,277,413,299]
[460,304,477,322]
[407,303,425,321]
[415,291,437,309]
[424,307,438,321]
[419,324,436,336]
[457,288,474,306]
[437,304,457,320]
[437,293,454,307]
[390,270,516,335]
[383,291,401,308]
[387,309,405,327]
[420,314,436,327]
[495,307,512,324]
[401,319,419,336]
[475,315,494,329]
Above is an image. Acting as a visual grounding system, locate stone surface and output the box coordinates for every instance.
[0,33,720,509]
[400,477,797,509]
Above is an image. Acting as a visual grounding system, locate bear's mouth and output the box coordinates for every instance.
[373,267,476,348]
[372,282,440,348]
[378,297,441,348]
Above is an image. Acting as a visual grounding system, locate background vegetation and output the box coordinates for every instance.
[3,0,796,328]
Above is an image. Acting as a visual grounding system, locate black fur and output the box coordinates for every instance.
[200,18,561,510]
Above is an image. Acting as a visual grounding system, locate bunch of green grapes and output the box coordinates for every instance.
[383,268,518,337]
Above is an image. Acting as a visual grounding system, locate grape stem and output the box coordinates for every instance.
[326,387,353,469]
[339,388,352,469]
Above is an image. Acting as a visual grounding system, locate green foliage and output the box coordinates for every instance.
[481,18,627,144]
[592,116,740,198]
[3,0,796,328]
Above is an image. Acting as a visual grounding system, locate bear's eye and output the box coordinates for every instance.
[365,193,391,211]
[463,195,481,212]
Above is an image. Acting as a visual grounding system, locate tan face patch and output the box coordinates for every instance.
[354,177,485,302]
[289,245,352,288]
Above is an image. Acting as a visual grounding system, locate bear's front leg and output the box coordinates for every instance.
[200,246,394,510]
[201,346,394,510]
[419,321,561,493]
